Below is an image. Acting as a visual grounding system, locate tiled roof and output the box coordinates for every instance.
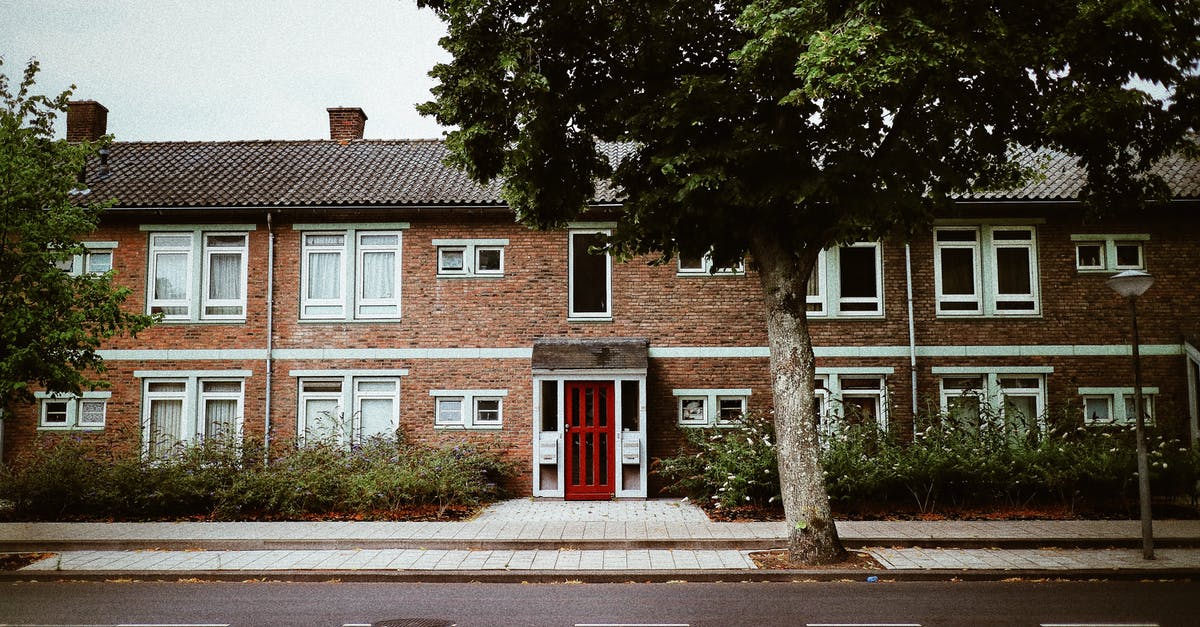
[83,140,627,208]
[82,139,1198,208]
[532,337,649,371]
[962,145,1200,201]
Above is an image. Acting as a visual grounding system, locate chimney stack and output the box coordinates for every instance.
[66,100,109,142]
[327,107,367,141]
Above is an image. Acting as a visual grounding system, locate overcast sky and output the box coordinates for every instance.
[1,0,450,141]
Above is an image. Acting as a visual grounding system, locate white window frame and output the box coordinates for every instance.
[201,233,249,320]
[932,368,1050,437]
[301,232,348,319]
[1071,234,1149,272]
[430,389,508,429]
[672,389,751,427]
[568,229,612,320]
[295,374,403,445]
[716,396,747,425]
[935,226,1039,316]
[35,392,111,431]
[138,375,247,455]
[434,396,466,427]
[432,238,508,278]
[145,228,252,322]
[1079,386,1158,426]
[354,231,403,319]
[299,226,405,321]
[676,251,745,276]
[147,233,195,320]
[57,241,117,277]
[805,244,883,317]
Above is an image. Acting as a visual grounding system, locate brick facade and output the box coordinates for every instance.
[6,105,1198,499]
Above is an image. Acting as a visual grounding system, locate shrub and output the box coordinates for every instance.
[654,411,779,509]
[0,432,515,521]
[655,405,1200,517]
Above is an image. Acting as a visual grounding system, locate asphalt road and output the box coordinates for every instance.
[0,581,1196,627]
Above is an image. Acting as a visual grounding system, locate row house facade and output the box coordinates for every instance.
[4,101,1200,499]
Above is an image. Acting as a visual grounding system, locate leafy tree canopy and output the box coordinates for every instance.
[0,58,154,410]
[417,0,1200,563]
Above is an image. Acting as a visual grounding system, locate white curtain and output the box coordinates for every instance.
[204,398,238,438]
[208,253,242,300]
[154,252,188,300]
[304,398,341,443]
[358,398,393,440]
[361,251,395,299]
[149,399,183,458]
[307,252,341,299]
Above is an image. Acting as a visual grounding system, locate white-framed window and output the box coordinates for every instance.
[35,392,110,430]
[297,376,401,444]
[139,374,246,458]
[676,251,745,276]
[1080,387,1157,426]
[934,226,1039,316]
[433,239,508,277]
[430,389,507,429]
[806,243,883,317]
[935,369,1048,440]
[813,371,892,437]
[1072,234,1148,272]
[301,229,402,320]
[569,229,612,319]
[55,241,117,276]
[673,389,751,427]
[147,230,249,321]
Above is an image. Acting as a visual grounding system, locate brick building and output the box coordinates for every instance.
[4,101,1199,499]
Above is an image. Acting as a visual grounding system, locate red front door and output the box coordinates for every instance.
[564,381,616,500]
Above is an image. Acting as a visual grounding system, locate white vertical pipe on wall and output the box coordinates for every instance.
[905,243,918,424]
[264,212,275,458]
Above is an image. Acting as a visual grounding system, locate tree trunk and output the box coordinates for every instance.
[750,231,846,565]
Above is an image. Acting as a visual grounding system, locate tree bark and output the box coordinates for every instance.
[750,230,846,565]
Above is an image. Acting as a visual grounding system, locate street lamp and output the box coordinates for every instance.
[1106,269,1155,560]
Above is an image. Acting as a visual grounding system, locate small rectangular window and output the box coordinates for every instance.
[1115,243,1144,269]
[837,243,881,315]
[436,398,465,426]
[678,397,707,425]
[1076,243,1105,270]
[475,247,503,274]
[474,397,502,425]
[806,254,826,314]
[677,253,705,273]
[716,397,746,424]
[438,247,467,274]
[1083,396,1114,425]
[43,400,69,425]
[78,399,107,427]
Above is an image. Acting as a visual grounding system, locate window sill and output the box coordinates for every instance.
[298,318,403,324]
[38,425,104,432]
[154,319,249,325]
[808,314,886,321]
[567,316,613,323]
[436,274,505,280]
[434,424,503,431]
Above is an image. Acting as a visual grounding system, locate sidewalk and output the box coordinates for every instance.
[3,499,1199,581]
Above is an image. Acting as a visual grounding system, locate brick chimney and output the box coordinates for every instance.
[327,107,367,141]
[66,100,109,142]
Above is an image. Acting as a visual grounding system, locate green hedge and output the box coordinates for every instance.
[0,434,516,521]
[656,410,1200,516]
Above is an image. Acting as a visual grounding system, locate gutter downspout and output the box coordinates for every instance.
[264,212,275,460]
[905,243,918,426]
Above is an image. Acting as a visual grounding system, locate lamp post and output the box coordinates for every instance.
[1106,269,1155,560]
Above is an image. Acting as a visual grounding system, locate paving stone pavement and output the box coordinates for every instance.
[18,548,757,572]
[867,547,1200,571]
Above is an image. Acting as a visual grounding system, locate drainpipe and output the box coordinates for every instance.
[264,212,275,460]
[905,243,918,427]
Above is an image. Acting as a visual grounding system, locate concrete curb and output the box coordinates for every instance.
[0,567,1196,584]
[3,536,1198,552]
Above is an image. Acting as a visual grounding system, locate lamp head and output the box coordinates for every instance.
[1107,269,1154,298]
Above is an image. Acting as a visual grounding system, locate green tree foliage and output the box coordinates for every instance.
[0,59,153,410]
[417,0,1200,563]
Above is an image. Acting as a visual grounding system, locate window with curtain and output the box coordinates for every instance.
[203,235,247,318]
[201,380,242,439]
[146,381,187,459]
[300,230,403,320]
[147,230,251,321]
